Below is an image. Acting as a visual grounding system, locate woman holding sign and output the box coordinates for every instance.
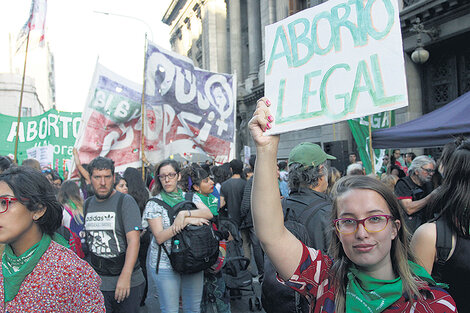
[248,97,457,313]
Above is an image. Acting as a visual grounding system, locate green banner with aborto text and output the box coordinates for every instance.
[348,111,395,175]
[0,109,81,177]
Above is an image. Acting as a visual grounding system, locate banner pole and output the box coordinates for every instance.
[388,110,392,159]
[368,115,375,174]
[14,29,31,164]
[140,33,148,180]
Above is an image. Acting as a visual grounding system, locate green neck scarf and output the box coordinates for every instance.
[160,188,185,207]
[197,193,218,216]
[2,233,51,303]
[346,261,436,313]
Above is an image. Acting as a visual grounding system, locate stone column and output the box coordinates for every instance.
[247,0,261,81]
[202,0,228,73]
[229,0,243,84]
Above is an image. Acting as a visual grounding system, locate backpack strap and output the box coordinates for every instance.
[145,197,179,274]
[434,218,453,281]
[83,196,93,218]
[304,202,330,228]
[283,196,325,222]
[185,192,193,202]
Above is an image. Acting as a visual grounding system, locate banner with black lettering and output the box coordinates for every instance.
[144,42,236,164]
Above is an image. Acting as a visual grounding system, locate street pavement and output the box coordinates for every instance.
[140,276,265,313]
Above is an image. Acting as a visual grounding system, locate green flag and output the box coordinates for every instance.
[0,109,81,177]
[348,111,395,175]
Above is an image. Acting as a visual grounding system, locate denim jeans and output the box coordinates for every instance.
[147,259,204,313]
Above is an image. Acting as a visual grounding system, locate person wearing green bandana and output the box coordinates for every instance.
[180,164,232,313]
[0,166,105,312]
[247,98,458,313]
[142,160,213,312]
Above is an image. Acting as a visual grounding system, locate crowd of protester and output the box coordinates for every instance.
[0,99,468,312]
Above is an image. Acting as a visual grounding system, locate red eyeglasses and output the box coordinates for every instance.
[0,197,18,214]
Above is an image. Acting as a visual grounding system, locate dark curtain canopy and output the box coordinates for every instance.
[372,91,470,149]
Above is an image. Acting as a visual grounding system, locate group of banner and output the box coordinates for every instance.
[73,42,236,173]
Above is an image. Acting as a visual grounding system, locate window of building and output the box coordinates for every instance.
[21,107,32,117]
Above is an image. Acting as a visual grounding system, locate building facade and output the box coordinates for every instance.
[163,0,470,172]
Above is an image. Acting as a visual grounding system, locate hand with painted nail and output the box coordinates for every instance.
[248,97,279,149]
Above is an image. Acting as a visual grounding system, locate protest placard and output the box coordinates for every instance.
[27,145,54,168]
[265,0,408,135]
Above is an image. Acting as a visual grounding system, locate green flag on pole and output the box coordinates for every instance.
[0,109,81,177]
[348,111,395,175]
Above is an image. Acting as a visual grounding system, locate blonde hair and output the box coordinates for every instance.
[327,167,341,195]
[328,176,424,313]
[381,174,399,191]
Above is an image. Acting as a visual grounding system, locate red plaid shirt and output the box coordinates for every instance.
[279,243,458,313]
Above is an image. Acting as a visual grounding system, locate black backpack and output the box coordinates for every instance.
[149,193,219,275]
[282,195,331,253]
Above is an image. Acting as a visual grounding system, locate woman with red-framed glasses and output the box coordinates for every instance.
[0,166,105,312]
[248,97,457,313]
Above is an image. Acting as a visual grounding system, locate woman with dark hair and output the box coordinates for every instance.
[247,98,456,313]
[58,180,84,239]
[411,139,470,312]
[114,173,128,194]
[0,166,104,311]
[123,167,149,215]
[180,165,232,313]
[122,167,149,306]
[143,160,213,312]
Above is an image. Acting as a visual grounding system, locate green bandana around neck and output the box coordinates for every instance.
[197,193,218,215]
[346,261,438,313]
[160,188,185,207]
[2,233,51,303]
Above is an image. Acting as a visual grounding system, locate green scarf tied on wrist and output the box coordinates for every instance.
[346,261,438,313]
[160,188,185,207]
[196,193,218,216]
[2,233,52,303]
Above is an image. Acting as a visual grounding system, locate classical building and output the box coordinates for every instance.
[163,0,470,172]
[0,31,55,117]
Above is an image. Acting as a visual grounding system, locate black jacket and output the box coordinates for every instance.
[239,177,254,229]
[282,187,332,254]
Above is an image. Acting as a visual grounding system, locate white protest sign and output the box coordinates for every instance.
[244,145,251,165]
[27,145,54,168]
[265,0,408,135]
